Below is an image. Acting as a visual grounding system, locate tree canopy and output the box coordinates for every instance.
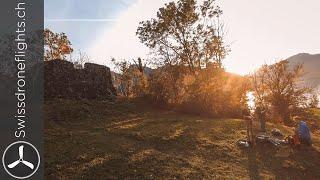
[44,28,73,61]
[252,60,311,124]
[137,0,228,71]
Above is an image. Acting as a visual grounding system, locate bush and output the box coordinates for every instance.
[148,65,249,118]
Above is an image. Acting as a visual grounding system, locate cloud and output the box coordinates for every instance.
[45,19,117,22]
[87,0,175,67]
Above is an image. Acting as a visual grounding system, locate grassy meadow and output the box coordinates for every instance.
[44,99,320,179]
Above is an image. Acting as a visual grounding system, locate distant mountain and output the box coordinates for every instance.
[286,53,320,90]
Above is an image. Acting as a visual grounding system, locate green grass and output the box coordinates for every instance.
[45,99,320,179]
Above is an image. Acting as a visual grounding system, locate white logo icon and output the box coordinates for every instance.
[7,145,34,170]
[2,141,40,179]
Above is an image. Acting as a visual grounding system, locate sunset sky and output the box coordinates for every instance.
[45,0,320,75]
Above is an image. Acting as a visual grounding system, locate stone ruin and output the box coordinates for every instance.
[45,59,116,100]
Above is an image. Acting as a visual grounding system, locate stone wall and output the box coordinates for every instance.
[45,59,116,100]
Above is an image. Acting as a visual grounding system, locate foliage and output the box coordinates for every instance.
[132,57,146,75]
[135,0,247,117]
[44,28,73,61]
[137,0,228,71]
[148,65,187,104]
[72,50,90,69]
[149,64,249,117]
[251,60,311,124]
[111,58,148,97]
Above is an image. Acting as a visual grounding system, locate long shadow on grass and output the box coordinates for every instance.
[245,143,320,179]
[286,146,320,178]
[247,149,261,180]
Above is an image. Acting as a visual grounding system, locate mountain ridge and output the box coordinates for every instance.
[286,53,320,90]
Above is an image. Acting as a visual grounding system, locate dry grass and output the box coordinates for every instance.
[44,99,320,179]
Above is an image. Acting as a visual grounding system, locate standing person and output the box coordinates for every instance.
[256,105,266,132]
[246,115,254,144]
[242,105,254,144]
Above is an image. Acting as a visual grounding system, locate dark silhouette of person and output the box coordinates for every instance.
[255,105,266,132]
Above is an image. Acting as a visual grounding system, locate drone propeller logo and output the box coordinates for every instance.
[7,145,34,170]
[2,141,40,179]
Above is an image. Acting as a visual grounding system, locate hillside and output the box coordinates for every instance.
[45,99,320,179]
[287,53,320,90]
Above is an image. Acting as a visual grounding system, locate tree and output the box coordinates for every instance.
[137,0,228,72]
[132,57,146,75]
[44,28,73,61]
[251,60,310,124]
[111,58,148,97]
[72,50,90,69]
[111,58,132,97]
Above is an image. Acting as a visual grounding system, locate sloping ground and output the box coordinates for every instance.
[44,99,320,179]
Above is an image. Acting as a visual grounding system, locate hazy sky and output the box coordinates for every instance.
[45,0,320,75]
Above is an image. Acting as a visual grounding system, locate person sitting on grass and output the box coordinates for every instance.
[294,120,312,146]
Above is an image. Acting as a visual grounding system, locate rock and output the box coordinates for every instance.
[44,59,116,100]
